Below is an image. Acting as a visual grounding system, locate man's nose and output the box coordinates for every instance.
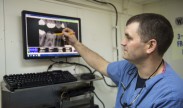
[121,39,126,46]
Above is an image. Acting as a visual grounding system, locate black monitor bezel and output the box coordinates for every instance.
[21,10,81,59]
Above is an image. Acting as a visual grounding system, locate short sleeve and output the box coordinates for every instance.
[107,60,134,86]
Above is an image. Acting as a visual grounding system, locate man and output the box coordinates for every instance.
[62,13,183,107]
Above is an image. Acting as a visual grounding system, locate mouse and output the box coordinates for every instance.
[80,73,95,80]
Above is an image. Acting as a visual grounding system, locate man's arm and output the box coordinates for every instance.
[62,28,110,76]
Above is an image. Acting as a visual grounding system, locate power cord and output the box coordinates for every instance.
[92,91,105,108]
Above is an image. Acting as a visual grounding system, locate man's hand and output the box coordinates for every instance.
[62,28,78,46]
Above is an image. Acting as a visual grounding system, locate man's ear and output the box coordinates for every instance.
[146,39,157,54]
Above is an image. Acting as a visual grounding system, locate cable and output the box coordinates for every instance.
[47,60,93,74]
[92,91,105,108]
[58,61,93,73]
[93,70,117,87]
[108,2,119,61]
[49,58,55,63]
[92,0,119,61]
[100,73,117,87]
[92,0,108,4]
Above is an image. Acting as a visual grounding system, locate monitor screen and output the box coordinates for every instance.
[22,10,81,59]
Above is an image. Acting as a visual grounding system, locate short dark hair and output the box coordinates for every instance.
[126,13,174,56]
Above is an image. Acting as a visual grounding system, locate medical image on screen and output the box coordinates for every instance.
[22,10,81,59]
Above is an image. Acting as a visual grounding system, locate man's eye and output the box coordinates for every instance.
[126,36,132,40]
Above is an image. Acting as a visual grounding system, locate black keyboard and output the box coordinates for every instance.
[3,70,77,92]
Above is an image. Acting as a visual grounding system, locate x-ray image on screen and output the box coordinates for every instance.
[22,10,81,59]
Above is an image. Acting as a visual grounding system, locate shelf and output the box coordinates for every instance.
[1,74,102,92]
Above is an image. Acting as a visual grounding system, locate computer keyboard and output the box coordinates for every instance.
[3,70,77,92]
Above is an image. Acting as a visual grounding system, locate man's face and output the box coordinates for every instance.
[121,22,147,63]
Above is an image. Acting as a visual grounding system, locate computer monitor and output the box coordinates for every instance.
[22,10,81,59]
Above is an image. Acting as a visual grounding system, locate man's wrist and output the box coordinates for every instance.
[72,40,80,47]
